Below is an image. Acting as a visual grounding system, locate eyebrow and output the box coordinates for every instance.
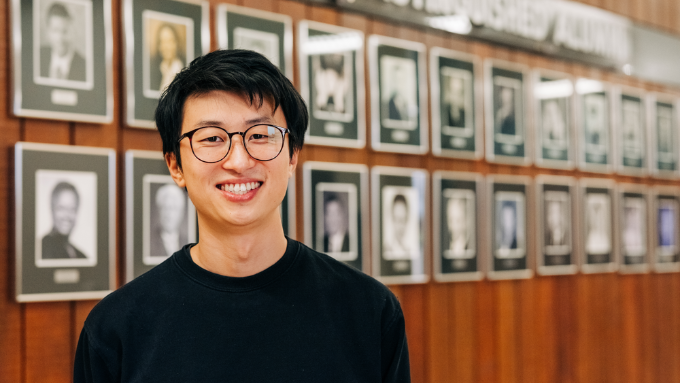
[193,116,274,129]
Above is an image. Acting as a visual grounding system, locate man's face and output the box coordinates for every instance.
[46,15,72,57]
[392,200,408,238]
[167,90,297,231]
[546,201,562,231]
[159,26,178,61]
[324,200,345,236]
[447,198,466,236]
[52,190,78,235]
[501,205,516,238]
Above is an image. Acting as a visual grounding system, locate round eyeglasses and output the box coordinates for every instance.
[177,124,289,163]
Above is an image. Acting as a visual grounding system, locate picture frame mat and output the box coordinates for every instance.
[578,178,618,273]
[617,183,650,274]
[651,186,680,272]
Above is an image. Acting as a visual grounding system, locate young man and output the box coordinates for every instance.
[74,50,411,382]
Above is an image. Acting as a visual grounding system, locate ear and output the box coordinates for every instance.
[165,152,186,188]
[288,150,299,178]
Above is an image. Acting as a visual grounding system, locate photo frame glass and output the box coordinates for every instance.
[621,193,647,264]
[655,101,677,172]
[535,76,572,164]
[576,79,610,169]
[620,95,646,170]
[541,185,573,268]
[583,189,613,265]
[656,196,680,263]
[490,181,528,274]
[490,66,526,159]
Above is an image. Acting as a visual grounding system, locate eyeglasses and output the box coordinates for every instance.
[177,124,289,163]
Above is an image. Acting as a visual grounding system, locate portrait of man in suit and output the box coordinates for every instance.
[543,192,571,257]
[442,189,475,260]
[41,181,87,260]
[312,53,351,121]
[494,191,525,259]
[39,2,86,82]
[148,183,188,261]
[380,55,417,130]
[322,192,349,254]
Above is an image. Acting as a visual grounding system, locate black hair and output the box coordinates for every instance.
[47,3,71,20]
[392,194,408,209]
[155,49,308,168]
[51,182,79,207]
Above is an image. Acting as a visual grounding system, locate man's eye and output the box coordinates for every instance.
[202,136,224,143]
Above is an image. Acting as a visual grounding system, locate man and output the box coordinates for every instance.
[384,193,415,259]
[149,183,187,259]
[74,49,410,382]
[495,86,516,136]
[40,2,86,82]
[42,181,87,259]
[445,196,470,257]
[497,200,518,252]
[322,194,349,253]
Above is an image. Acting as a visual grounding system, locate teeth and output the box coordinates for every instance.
[221,182,261,195]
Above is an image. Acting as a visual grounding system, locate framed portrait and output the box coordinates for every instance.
[125,151,197,282]
[533,70,574,169]
[536,176,577,275]
[484,60,530,164]
[372,166,428,284]
[651,187,680,272]
[124,0,209,128]
[575,78,613,173]
[616,88,647,175]
[368,35,428,154]
[430,48,482,159]
[487,176,532,280]
[281,174,296,239]
[216,4,292,79]
[649,94,679,177]
[15,142,115,302]
[432,171,483,282]
[11,0,113,122]
[617,184,649,273]
[303,162,368,272]
[579,178,617,273]
[298,21,365,148]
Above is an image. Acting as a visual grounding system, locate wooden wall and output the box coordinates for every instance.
[2,0,680,382]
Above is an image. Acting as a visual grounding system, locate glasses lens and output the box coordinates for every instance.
[191,127,230,162]
[244,125,284,161]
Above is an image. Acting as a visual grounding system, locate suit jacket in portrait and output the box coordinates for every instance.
[41,230,87,260]
[40,47,86,82]
[323,233,350,253]
[149,226,189,259]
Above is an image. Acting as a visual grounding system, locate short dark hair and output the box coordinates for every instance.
[51,182,79,208]
[155,49,308,168]
[47,3,71,20]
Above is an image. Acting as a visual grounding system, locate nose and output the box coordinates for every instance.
[221,134,255,172]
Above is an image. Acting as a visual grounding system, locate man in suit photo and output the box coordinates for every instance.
[149,183,188,260]
[41,181,87,260]
[40,2,86,82]
[322,192,349,253]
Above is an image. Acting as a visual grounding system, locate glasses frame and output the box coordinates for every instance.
[177,124,290,163]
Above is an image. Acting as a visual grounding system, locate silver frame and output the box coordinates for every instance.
[578,177,618,273]
[486,174,533,280]
[430,47,483,159]
[15,142,116,302]
[614,86,648,176]
[648,93,680,178]
[651,186,680,273]
[484,59,532,165]
[285,174,296,240]
[535,175,578,275]
[532,69,575,169]
[371,166,429,284]
[368,35,428,154]
[432,171,484,282]
[303,161,369,272]
[124,0,210,129]
[617,183,650,274]
[575,78,614,173]
[11,0,114,123]
[298,20,365,148]
[216,4,293,80]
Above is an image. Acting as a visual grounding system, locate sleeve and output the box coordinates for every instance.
[380,293,411,383]
[73,326,117,383]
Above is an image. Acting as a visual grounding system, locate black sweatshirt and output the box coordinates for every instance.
[74,238,411,382]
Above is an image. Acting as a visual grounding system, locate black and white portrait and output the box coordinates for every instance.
[380,55,418,130]
[143,175,193,265]
[658,199,678,256]
[381,186,420,260]
[541,98,568,151]
[656,104,674,160]
[233,27,280,68]
[33,0,93,89]
[621,98,643,162]
[493,76,523,145]
[585,193,611,255]
[440,67,473,137]
[442,189,475,259]
[34,169,97,267]
[544,191,570,255]
[142,10,193,99]
[622,197,646,257]
[583,93,608,156]
[311,52,353,122]
[494,191,525,258]
[315,183,357,261]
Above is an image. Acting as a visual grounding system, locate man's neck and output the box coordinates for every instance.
[189,214,288,278]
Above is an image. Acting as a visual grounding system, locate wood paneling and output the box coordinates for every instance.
[2,0,680,382]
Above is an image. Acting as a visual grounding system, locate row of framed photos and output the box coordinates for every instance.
[12,1,680,177]
[14,141,680,301]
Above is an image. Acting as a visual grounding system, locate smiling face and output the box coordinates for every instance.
[167,90,297,232]
[52,189,78,236]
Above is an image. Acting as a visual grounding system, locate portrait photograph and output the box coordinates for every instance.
[16,142,115,302]
[143,174,196,266]
[580,181,617,273]
[125,0,208,128]
[576,80,611,171]
[315,183,358,262]
[652,98,678,175]
[619,94,646,172]
[216,4,292,79]
[621,196,647,259]
[493,76,523,146]
[541,99,568,152]
[12,0,112,122]
[654,192,680,271]
[440,67,473,138]
[533,72,573,168]
[369,35,427,153]
[33,0,93,90]
[585,193,612,256]
[494,191,526,259]
[381,186,420,261]
[442,189,476,260]
[298,21,364,147]
[543,191,571,256]
[34,169,97,268]
[536,176,577,275]
[142,10,193,99]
